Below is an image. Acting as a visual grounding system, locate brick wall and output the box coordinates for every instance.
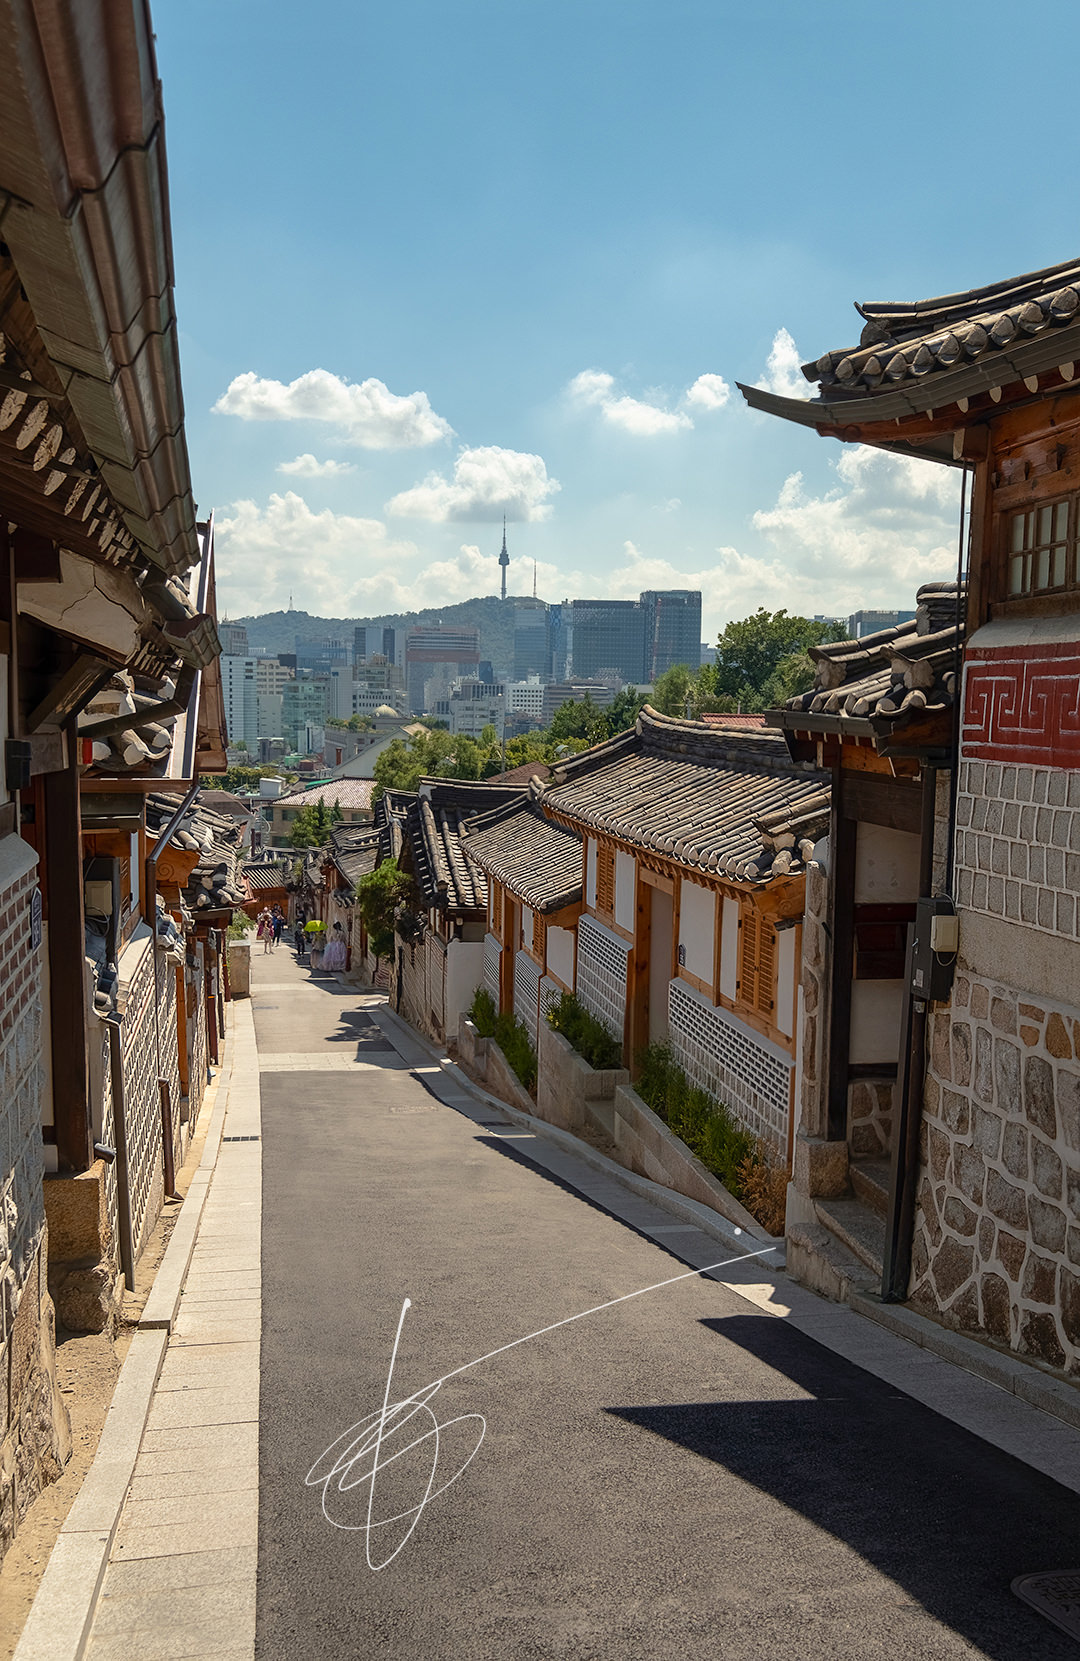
[0,835,68,1557]
[913,971,1080,1372]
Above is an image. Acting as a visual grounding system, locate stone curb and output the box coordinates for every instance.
[14,1015,238,1661]
[139,1035,233,1332]
[850,1290,1080,1431]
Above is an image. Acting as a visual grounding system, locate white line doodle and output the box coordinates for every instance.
[305,1241,777,1570]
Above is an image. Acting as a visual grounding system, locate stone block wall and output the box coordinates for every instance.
[796,863,827,1139]
[954,759,1080,936]
[848,1078,894,1159]
[0,834,69,1558]
[912,970,1080,1372]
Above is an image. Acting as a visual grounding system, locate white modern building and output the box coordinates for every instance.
[220,655,259,751]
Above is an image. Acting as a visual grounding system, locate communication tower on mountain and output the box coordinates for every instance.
[499,517,509,601]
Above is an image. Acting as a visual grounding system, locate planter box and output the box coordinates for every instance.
[536,1022,629,1140]
[457,1015,536,1116]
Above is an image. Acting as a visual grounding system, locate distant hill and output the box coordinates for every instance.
[233,594,536,671]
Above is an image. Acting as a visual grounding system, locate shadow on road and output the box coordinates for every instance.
[606,1312,1078,1661]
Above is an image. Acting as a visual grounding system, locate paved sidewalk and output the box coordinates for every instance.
[85,1004,262,1661]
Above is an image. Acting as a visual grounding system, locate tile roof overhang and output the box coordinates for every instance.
[540,707,829,884]
[148,791,248,913]
[773,583,965,757]
[738,256,1080,465]
[405,797,487,913]
[461,785,582,914]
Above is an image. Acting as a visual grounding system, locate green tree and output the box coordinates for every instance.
[288,797,340,848]
[604,684,649,734]
[708,610,848,711]
[548,694,608,745]
[355,859,412,965]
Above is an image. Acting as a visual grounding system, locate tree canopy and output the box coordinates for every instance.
[288,797,343,848]
[355,858,412,962]
[707,610,848,711]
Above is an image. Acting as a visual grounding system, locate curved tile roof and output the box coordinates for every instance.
[461,790,582,913]
[541,708,828,884]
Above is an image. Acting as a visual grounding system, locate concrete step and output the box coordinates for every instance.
[850,1158,891,1218]
[815,1194,886,1277]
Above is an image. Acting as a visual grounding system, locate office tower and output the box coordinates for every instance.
[641,590,702,680]
[567,599,646,683]
[513,598,550,679]
[382,626,397,664]
[353,626,367,664]
[220,622,249,657]
[847,608,916,639]
[405,625,480,713]
[294,635,351,673]
[219,657,259,751]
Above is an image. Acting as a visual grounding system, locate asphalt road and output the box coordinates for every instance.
[251,952,1079,1661]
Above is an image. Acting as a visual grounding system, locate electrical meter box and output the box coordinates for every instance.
[910,895,957,1003]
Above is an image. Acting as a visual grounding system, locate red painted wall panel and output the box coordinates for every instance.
[963,640,1080,767]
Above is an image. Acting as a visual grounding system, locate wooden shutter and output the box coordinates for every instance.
[596,846,614,914]
[737,904,775,1017]
[533,910,546,962]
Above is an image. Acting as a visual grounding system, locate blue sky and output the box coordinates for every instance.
[156,1,1080,636]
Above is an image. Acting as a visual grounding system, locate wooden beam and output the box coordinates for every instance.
[840,769,923,835]
[825,767,857,1145]
[44,760,93,1172]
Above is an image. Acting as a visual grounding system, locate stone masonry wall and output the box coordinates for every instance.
[0,838,70,1557]
[913,970,1080,1372]
[954,759,1080,935]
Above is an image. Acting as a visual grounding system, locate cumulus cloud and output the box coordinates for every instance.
[751,444,961,606]
[605,541,795,639]
[569,370,692,436]
[213,369,452,449]
[755,327,813,400]
[684,373,731,411]
[385,445,560,522]
[568,368,730,434]
[276,454,355,477]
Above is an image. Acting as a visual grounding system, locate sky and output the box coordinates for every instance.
[155,1,1080,639]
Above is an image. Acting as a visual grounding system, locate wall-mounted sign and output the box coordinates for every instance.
[29,887,42,950]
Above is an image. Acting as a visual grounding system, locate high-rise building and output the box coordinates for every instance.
[641,590,702,680]
[847,608,916,639]
[220,657,259,752]
[294,635,351,673]
[282,678,330,750]
[353,626,367,664]
[220,622,249,657]
[383,626,398,664]
[513,599,550,679]
[541,679,617,724]
[567,599,646,683]
[507,677,546,724]
[405,625,480,713]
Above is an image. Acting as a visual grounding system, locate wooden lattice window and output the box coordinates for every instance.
[1005,496,1077,596]
[596,845,615,915]
[737,905,775,1017]
[532,910,547,961]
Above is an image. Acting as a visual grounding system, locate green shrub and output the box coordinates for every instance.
[469,986,497,1037]
[467,988,536,1091]
[493,1012,537,1092]
[634,1041,754,1200]
[546,992,623,1070]
[227,909,254,941]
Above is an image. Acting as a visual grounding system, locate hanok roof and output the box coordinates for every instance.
[199,790,255,819]
[274,779,376,812]
[738,255,1080,464]
[461,784,582,914]
[484,760,553,785]
[405,798,487,913]
[148,793,248,913]
[329,825,381,889]
[373,790,411,864]
[243,860,290,892]
[775,583,964,746]
[541,707,828,884]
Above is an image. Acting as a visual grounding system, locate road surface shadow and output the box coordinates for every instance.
[606,1312,1079,1660]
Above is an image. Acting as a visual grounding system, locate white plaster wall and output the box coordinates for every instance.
[719,896,740,1000]
[585,838,597,908]
[615,851,636,933]
[776,925,796,1038]
[547,924,575,989]
[849,979,905,1064]
[855,824,921,903]
[446,939,484,1033]
[678,880,714,982]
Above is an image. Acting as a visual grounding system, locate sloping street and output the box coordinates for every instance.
[244,951,1080,1660]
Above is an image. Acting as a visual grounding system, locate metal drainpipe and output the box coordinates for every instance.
[107,1019,136,1288]
[882,763,940,1301]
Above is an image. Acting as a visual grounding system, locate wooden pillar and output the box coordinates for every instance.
[175,962,190,1097]
[626,875,651,1072]
[824,766,856,1145]
[44,762,92,1171]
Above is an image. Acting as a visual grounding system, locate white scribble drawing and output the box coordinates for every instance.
[305,1242,777,1570]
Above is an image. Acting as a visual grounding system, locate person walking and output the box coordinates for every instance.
[271,906,285,950]
[256,909,273,954]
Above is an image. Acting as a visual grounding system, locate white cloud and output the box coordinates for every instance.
[213,369,452,449]
[569,369,692,436]
[751,444,961,608]
[685,373,731,411]
[385,445,560,522]
[276,454,355,477]
[755,327,813,401]
[607,540,795,639]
